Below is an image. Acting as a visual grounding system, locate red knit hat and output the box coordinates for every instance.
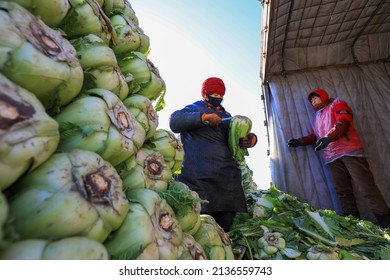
[201,77,226,98]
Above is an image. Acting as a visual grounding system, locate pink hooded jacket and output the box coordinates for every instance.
[309,89,364,163]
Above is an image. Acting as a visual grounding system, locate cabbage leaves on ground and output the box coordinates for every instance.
[229,185,390,260]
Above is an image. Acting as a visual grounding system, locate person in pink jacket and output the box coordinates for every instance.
[288,89,390,228]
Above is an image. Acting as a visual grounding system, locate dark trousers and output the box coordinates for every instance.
[327,156,390,215]
[202,211,237,232]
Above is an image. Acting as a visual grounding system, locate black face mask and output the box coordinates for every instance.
[206,96,223,107]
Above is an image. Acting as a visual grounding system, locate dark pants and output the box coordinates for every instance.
[202,211,237,232]
[327,156,390,216]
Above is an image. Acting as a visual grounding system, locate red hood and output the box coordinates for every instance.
[308,89,329,101]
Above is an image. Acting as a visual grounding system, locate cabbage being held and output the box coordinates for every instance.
[228,115,253,164]
[7,149,129,243]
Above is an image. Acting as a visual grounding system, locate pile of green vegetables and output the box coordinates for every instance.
[0,0,235,260]
[229,185,390,260]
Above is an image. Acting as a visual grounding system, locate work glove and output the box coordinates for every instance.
[201,113,222,126]
[287,138,301,148]
[314,137,331,151]
[239,133,258,148]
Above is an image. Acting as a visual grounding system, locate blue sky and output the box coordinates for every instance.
[130,0,271,186]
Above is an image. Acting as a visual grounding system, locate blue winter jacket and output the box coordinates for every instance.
[169,100,247,213]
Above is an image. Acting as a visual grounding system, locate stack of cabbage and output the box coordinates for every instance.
[0,0,236,260]
[3,0,386,262]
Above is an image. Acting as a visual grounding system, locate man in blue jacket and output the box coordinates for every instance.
[169,77,257,232]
